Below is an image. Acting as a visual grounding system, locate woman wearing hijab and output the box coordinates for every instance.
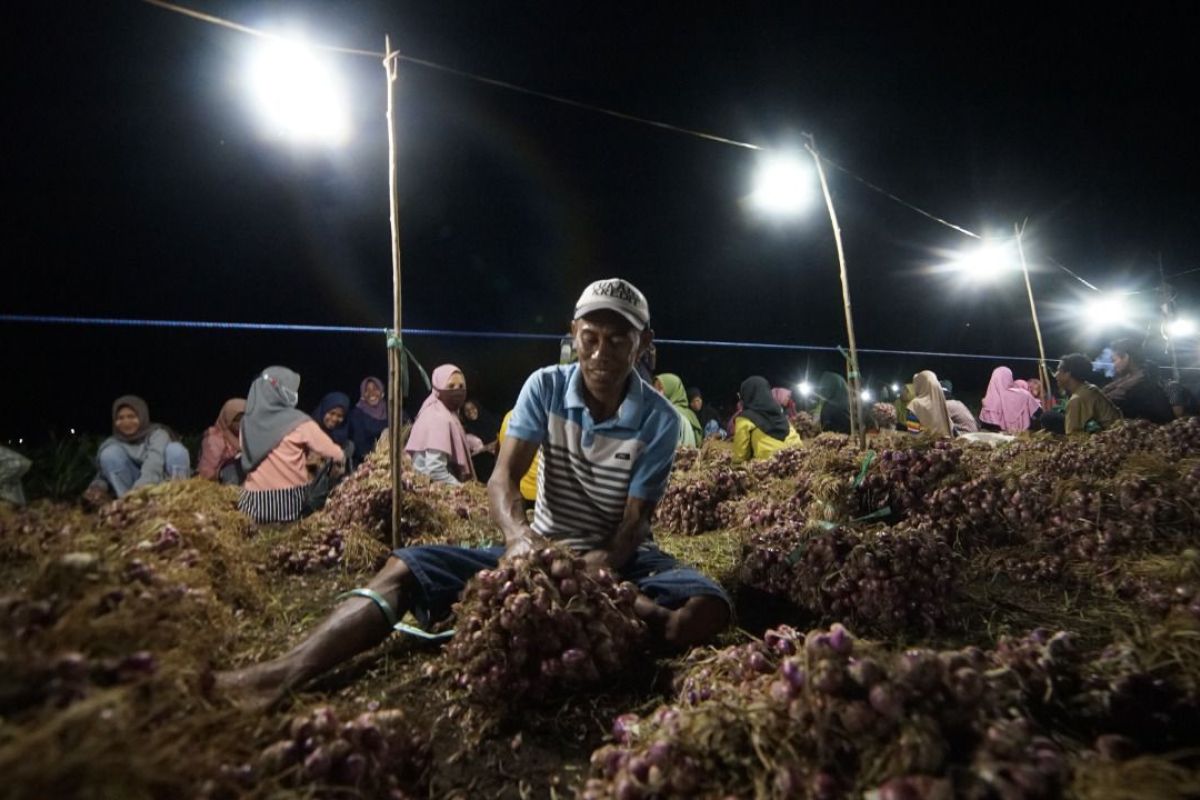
[817,372,852,434]
[83,395,190,503]
[732,376,801,464]
[238,367,346,524]
[979,366,1042,432]
[461,398,501,482]
[405,364,476,485]
[198,398,247,484]
[687,387,724,438]
[771,387,798,417]
[313,391,353,449]
[657,373,702,448]
[349,376,389,467]
[1022,377,1054,414]
[906,371,954,437]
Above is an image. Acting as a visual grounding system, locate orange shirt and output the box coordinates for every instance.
[244,420,344,491]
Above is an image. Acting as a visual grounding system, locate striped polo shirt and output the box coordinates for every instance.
[506,364,679,551]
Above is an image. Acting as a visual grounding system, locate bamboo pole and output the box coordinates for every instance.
[384,36,404,549]
[1159,254,1181,381]
[806,135,866,449]
[1014,224,1054,402]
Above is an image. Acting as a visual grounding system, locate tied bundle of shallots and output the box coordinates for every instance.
[251,705,428,797]
[655,467,750,535]
[444,546,647,706]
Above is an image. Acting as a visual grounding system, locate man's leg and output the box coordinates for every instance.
[624,547,733,650]
[215,556,415,707]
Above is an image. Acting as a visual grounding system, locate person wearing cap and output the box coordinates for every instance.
[215,279,732,708]
[1055,353,1122,435]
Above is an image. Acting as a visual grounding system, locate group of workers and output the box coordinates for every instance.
[3,277,1198,713]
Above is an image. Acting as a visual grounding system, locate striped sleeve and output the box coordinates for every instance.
[507,369,550,443]
[628,405,677,502]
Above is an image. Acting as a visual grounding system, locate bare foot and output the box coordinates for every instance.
[212,660,296,712]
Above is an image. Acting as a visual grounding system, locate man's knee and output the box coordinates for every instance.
[369,555,414,596]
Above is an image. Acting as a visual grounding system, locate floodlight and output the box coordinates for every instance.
[1084,293,1132,329]
[1169,318,1196,338]
[750,154,815,216]
[951,242,1016,282]
[246,36,350,145]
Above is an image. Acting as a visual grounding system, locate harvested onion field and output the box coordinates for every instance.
[3,422,1200,799]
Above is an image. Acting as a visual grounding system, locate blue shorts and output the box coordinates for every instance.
[391,543,732,628]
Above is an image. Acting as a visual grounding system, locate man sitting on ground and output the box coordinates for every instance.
[1056,353,1122,435]
[216,278,732,707]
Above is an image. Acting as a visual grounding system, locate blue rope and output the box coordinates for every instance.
[4,312,1191,370]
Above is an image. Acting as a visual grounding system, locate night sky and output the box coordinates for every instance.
[6,2,1200,443]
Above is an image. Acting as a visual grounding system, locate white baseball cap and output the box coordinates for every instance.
[573,278,650,331]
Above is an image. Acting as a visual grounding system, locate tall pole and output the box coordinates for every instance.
[384,36,404,548]
[1159,253,1181,381]
[806,134,866,448]
[1014,224,1053,403]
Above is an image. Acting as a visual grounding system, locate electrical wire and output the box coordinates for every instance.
[12,312,1200,370]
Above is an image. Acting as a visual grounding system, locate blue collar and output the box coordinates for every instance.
[565,364,645,430]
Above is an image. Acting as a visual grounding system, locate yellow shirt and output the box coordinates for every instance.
[731,416,801,464]
[498,410,539,502]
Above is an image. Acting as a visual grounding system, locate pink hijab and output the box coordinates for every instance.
[980,367,1041,432]
[771,387,797,416]
[404,364,475,479]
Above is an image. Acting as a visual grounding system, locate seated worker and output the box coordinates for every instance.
[348,377,389,466]
[497,409,538,511]
[940,380,979,434]
[197,398,247,485]
[237,367,346,523]
[655,373,702,448]
[462,398,501,483]
[905,371,954,437]
[687,387,725,439]
[817,372,852,434]
[83,396,190,503]
[732,375,801,463]
[405,365,476,485]
[1167,380,1200,419]
[0,445,32,507]
[1056,353,1122,435]
[214,278,731,708]
[1102,339,1173,424]
[979,367,1041,432]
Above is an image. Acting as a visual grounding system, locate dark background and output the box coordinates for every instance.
[5,2,1200,443]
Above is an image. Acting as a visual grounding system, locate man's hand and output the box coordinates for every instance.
[503,531,547,560]
[581,549,615,570]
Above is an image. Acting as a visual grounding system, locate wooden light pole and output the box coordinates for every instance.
[384,36,404,548]
[805,134,867,449]
[1013,224,1054,402]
